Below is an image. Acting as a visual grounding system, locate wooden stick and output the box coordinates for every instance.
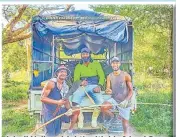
[81,86,96,105]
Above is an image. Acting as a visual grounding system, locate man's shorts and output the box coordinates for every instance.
[107,98,131,120]
[71,85,104,105]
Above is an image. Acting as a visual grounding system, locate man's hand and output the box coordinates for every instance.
[81,80,88,86]
[119,99,129,108]
[105,88,112,95]
[65,108,73,116]
[93,86,101,93]
[57,99,66,106]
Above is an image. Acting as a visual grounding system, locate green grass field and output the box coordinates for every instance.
[2,72,36,137]
[130,73,173,136]
[2,71,174,137]
[2,109,36,137]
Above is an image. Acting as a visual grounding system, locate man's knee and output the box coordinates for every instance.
[122,119,129,128]
[72,104,80,116]
[72,89,85,104]
[71,109,80,123]
[72,110,80,116]
[101,101,112,112]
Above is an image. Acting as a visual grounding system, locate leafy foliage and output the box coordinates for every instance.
[90,5,173,78]
[2,4,75,81]
[90,5,173,135]
[2,42,27,81]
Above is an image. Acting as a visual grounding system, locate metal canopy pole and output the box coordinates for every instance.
[114,42,117,57]
[52,35,55,77]
[108,44,111,65]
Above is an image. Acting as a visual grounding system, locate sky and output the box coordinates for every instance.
[74,4,92,11]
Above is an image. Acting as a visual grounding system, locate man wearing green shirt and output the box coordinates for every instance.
[72,47,105,129]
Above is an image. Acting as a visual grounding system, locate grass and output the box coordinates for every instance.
[130,73,173,137]
[2,109,36,137]
[2,70,30,102]
[2,71,35,137]
[2,80,29,102]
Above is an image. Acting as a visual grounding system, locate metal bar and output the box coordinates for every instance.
[52,35,55,77]
[121,43,123,61]
[33,47,66,62]
[117,50,133,54]
[33,61,53,63]
[59,58,106,61]
[114,42,117,57]
[33,47,52,57]
[59,45,61,64]
[108,44,111,65]
[120,60,133,64]
[30,31,34,88]
[130,24,134,85]
[108,56,133,64]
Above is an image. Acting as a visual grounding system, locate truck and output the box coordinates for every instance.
[28,10,136,133]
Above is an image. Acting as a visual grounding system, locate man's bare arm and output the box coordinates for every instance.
[105,75,112,94]
[41,81,65,105]
[125,73,133,101]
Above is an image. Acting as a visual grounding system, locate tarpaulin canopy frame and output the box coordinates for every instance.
[31,10,133,88]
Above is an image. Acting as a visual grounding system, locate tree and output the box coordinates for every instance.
[2,4,74,45]
[2,4,74,82]
[90,5,173,77]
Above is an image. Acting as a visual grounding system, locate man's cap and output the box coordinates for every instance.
[55,65,71,76]
[81,47,91,53]
[111,57,120,63]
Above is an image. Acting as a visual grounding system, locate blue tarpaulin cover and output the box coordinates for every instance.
[32,10,130,55]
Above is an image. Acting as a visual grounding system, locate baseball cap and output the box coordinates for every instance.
[80,47,91,53]
[111,57,120,63]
